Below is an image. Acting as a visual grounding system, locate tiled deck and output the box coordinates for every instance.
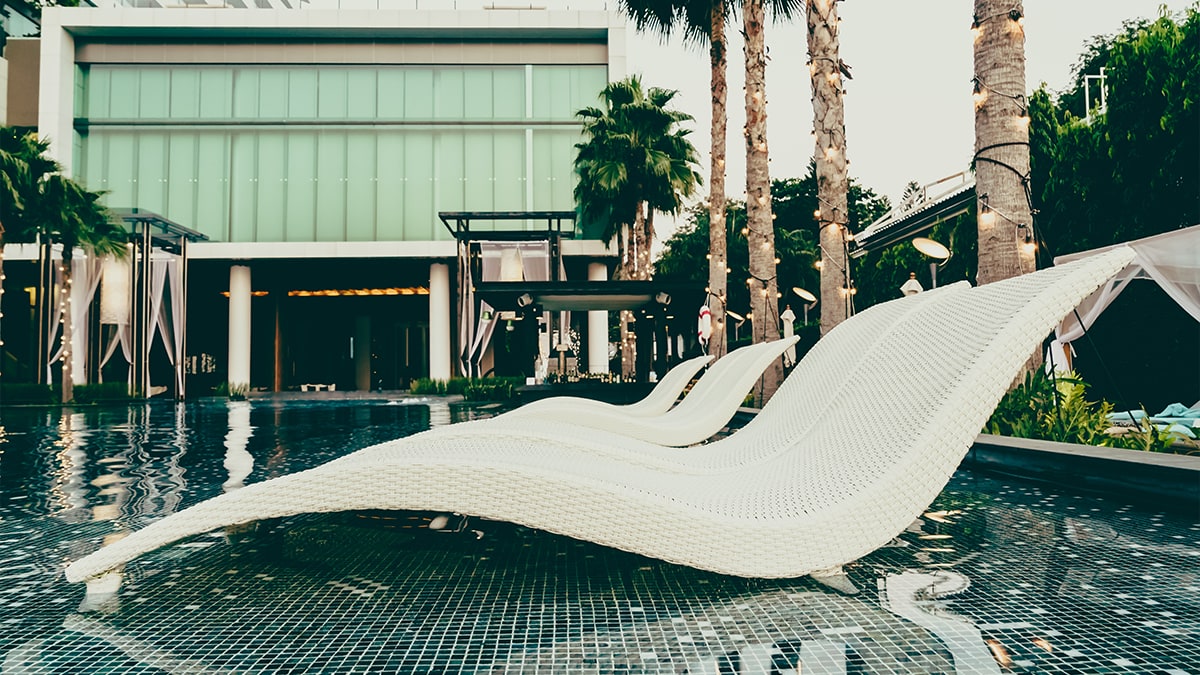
[0,399,1196,673]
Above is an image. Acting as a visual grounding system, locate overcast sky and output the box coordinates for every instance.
[617,0,1191,232]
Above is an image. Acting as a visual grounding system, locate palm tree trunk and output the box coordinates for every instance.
[973,0,1035,285]
[60,247,75,403]
[808,0,852,336]
[744,0,782,404]
[707,0,729,361]
[620,214,640,380]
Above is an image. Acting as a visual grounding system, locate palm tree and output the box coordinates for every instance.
[618,0,800,390]
[3,127,127,402]
[807,0,854,338]
[973,0,1035,284]
[574,75,702,378]
[1,128,57,396]
[31,175,126,402]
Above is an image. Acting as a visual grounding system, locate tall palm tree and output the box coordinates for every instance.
[619,0,801,371]
[807,0,853,337]
[30,175,126,403]
[973,0,1036,285]
[574,75,702,378]
[4,127,127,402]
[1,128,57,395]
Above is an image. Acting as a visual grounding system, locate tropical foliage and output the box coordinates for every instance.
[656,167,888,354]
[0,126,127,403]
[574,75,702,282]
[1029,5,1199,257]
[574,75,702,378]
[986,369,1196,454]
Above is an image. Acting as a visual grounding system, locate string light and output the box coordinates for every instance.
[972,79,988,108]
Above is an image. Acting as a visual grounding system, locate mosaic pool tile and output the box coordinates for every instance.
[0,400,1196,673]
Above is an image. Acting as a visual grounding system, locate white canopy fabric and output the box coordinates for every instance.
[1054,224,1200,346]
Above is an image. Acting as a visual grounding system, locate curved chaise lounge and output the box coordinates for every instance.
[513,352,712,419]
[493,335,799,446]
[65,249,1134,583]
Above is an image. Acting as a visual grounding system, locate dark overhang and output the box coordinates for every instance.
[851,173,975,257]
[439,210,577,240]
[110,208,209,253]
[475,280,689,312]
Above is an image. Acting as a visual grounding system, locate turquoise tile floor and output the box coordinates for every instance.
[0,400,1196,673]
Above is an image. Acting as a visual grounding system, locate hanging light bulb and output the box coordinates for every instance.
[824,146,838,160]
[970,17,982,41]
[1016,113,1031,129]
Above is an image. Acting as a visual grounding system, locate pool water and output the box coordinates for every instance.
[0,399,1196,674]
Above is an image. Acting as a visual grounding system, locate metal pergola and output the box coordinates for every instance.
[110,209,208,399]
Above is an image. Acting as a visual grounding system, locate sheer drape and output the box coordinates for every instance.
[48,253,103,384]
[1052,225,1200,367]
[1055,225,1200,341]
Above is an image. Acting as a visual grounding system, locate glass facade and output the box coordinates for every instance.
[77,64,606,242]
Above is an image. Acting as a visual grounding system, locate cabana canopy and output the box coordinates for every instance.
[1054,224,1200,346]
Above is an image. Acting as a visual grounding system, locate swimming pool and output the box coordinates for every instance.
[0,399,1196,673]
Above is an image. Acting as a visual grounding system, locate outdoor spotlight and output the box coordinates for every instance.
[516,292,533,308]
[655,291,671,306]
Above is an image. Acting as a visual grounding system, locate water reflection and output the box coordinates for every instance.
[222,401,255,491]
[49,413,92,523]
[0,403,1196,674]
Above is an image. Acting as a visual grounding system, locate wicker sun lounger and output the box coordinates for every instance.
[515,352,712,419]
[496,335,799,446]
[65,248,1134,584]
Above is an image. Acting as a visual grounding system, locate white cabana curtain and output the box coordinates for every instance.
[1051,224,1200,365]
[460,242,553,377]
[47,253,104,383]
[97,254,186,391]
[168,261,185,392]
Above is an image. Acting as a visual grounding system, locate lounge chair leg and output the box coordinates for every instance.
[78,569,124,614]
[810,566,859,595]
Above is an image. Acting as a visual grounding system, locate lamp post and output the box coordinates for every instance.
[791,286,817,325]
[726,309,746,342]
[912,236,951,288]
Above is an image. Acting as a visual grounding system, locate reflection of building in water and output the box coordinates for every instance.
[223,401,255,491]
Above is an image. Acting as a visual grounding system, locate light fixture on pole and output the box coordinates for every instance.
[725,309,746,343]
[912,236,951,288]
[791,286,817,325]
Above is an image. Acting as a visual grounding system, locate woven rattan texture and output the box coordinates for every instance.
[66,250,1135,583]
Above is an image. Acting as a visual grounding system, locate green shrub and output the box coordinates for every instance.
[462,377,523,402]
[0,383,55,405]
[987,369,1114,445]
[411,378,447,395]
[445,378,470,396]
[72,382,133,404]
[212,382,249,400]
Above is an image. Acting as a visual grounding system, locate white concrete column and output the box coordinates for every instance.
[587,262,609,374]
[428,262,451,381]
[37,11,76,173]
[227,265,252,390]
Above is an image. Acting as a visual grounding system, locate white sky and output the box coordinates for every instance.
[618,0,1191,233]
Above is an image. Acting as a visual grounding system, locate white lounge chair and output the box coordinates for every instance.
[516,353,712,418]
[65,248,1134,583]
[496,336,799,446]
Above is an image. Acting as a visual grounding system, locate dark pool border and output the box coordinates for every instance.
[963,434,1200,513]
[729,409,1199,513]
